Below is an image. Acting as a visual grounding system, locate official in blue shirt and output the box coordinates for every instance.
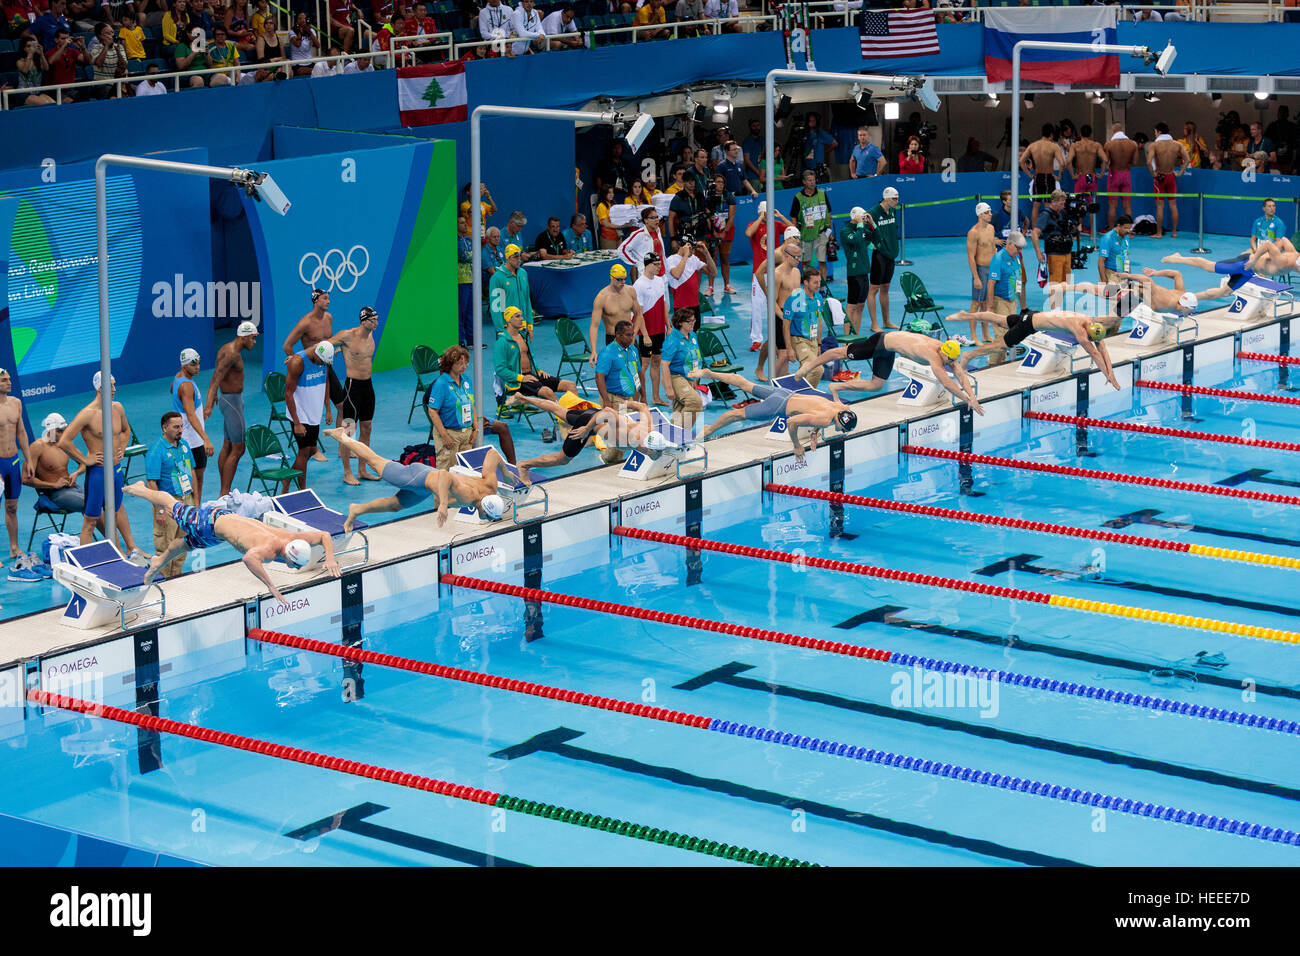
[145,411,196,579]
[782,269,828,387]
[1251,199,1287,252]
[718,142,757,197]
[1097,215,1134,282]
[426,346,476,470]
[986,232,1028,311]
[660,309,704,430]
[595,321,643,406]
[849,127,884,178]
[802,112,837,178]
[564,214,593,254]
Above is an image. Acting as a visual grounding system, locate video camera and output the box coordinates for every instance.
[1063,194,1098,269]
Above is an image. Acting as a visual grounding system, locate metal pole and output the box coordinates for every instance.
[1191,191,1210,253]
[470,105,627,439]
[896,204,912,266]
[763,68,930,380]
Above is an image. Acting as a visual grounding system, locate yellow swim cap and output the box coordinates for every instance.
[1087,322,1107,341]
[504,306,523,321]
[610,263,627,279]
[504,243,523,258]
[940,339,962,361]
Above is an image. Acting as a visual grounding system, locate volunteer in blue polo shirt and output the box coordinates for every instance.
[782,268,828,386]
[426,345,477,470]
[145,410,196,579]
[660,308,704,430]
[564,214,593,253]
[986,230,1029,315]
[1097,214,1133,283]
[1251,199,1287,252]
[595,320,643,407]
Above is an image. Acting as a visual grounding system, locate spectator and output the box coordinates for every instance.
[565,214,592,253]
[708,126,730,168]
[675,0,704,35]
[403,2,438,52]
[327,0,357,52]
[1205,149,1224,171]
[790,168,831,280]
[898,134,926,174]
[173,27,210,88]
[1250,150,1270,175]
[741,117,764,190]
[250,0,272,35]
[956,137,996,173]
[535,216,573,260]
[1132,7,1161,20]
[850,126,886,178]
[33,0,72,50]
[1178,121,1208,168]
[483,225,506,282]
[5,0,45,37]
[665,165,687,194]
[87,21,127,97]
[312,41,343,76]
[253,14,285,67]
[460,182,497,230]
[596,184,622,249]
[478,0,513,44]
[189,0,217,37]
[642,172,661,201]
[624,178,651,209]
[288,11,319,75]
[205,23,239,83]
[503,210,534,261]
[226,1,258,51]
[13,38,55,107]
[145,411,196,579]
[597,140,635,199]
[801,112,837,182]
[1247,121,1277,169]
[1266,106,1296,174]
[688,147,710,196]
[135,64,169,95]
[708,171,737,295]
[161,0,191,47]
[45,28,87,100]
[667,175,703,244]
[665,236,715,325]
[118,10,146,62]
[1227,124,1250,170]
[510,0,545,55]
[704,0,740,31]
[660,309,704,429]
[760,143,791,188]
[488,243,533,333]
[540,4,582,48]
[426,346,476,469]
[718,141,757,197]
[457,213,474,345]
[633,0,667,40]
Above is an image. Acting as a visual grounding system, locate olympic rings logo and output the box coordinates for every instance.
[298,245,370,293]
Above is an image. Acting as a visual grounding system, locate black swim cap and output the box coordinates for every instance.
[836,409,858,433]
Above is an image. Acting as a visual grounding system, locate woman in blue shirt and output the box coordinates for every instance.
[660,309,705,430]
[426,346,477,470]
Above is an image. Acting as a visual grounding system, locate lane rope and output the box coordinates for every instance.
[1136,379,1300,408]
[902,443,1300,507]
[29,689,812,867]
[610,527,1300,646]
[1024,409,1300,454]
[442,574,1300,732]
[251,627,1300,846]
[1238,351,1300,367]
[766,482,1300,571]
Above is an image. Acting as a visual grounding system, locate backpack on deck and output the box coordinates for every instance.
[399,443,439,467]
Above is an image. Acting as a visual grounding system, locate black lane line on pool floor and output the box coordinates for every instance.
[1103,508,1300,550]
[974,553,1300,620]
[674,662,1300,803]
[832,604,1300,702]
[285,802,529,867]
[1218,468,1300,491]
[490,727,1083,867]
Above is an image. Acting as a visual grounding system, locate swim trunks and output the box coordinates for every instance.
[845,332,897,380]
[219,392,245,445]
[1153,172,1177,195]
[381,459,435,508]
[744,382,797,421]
[561,407,600,458]
[84,463,126,519]
[171,502,231,550]
[337,377,376,422]
[1003,308,1038,348]
[0,454,21,501]
[1108,169,1132,193]
[1032,172,1056,200]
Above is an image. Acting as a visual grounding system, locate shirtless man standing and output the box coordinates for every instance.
[1103,124,1140,228]
[966,202,998,343]
[327,306,381,485]
[756,228,803,381]
[588,263,648,356]
[203,320,259,498]
[793,331,984,412]
[282,289,334,463]
[24,413,86,515]
[951,308,1122,391]
[1019,124,1065,227]
[1065,124,1107,234]
[59,372,145,556]
[0,369,32,562]
[1149,122,1191,238]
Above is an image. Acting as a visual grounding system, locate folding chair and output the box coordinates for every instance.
[407,345,441,423]
[243,425,304,495]
[554,317,592,391]
[263,372,296,446]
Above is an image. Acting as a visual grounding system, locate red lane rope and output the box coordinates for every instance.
[609,527,1052,604]
[441,574,900,659]
[249,628,712,729]
[1023,410,1300,453]
[1238,351,1300,367]
[764,483,1192,554]
[1136,379,1300,407]
[901,444,1300,507]
[27,690,500,804]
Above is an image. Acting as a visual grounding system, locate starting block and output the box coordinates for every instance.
[452,446,548,524]
[1126,303,1197,347]
[764,375,842,440]
[1016,331,1091,377]
[895,358,978,408]
[262,489,369,572]
[1227,276,1294,323]
[53,541,165,631]
[618,408,707,481]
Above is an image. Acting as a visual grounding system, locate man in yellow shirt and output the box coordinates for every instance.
[118,10,146,60]
[634,0,668,40]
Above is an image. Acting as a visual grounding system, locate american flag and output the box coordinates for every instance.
[859,9,940,59]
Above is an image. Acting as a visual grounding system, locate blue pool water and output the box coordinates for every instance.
[3,357,1300,866]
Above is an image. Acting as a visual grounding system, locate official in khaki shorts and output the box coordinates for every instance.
[783,267,829,388]
[660,309,705,430]
[426,346,477,469]
[144,411,196,579]
[987,230,1029,317]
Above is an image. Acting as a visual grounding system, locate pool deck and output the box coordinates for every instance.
[0,301,1280,669]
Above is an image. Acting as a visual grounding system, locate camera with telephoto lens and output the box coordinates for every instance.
[1061,193,1097,268]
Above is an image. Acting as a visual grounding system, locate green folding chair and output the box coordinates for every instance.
[407,345,441,423]
[698,299,737,360]
[697,329,744,403]
[263,372,296,446]
[120,427,149,482]
[554,317,591,390]
[243,425,303,495]
[900,272,944,329]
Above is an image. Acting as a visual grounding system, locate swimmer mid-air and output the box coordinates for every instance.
[504,393,669,478]
[949,308,1122,390]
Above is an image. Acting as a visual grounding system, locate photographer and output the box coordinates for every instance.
[707,172,737,296]
[898,135,926,174]
[44,27,87,101]
[1032,189,1075,285]
[668,176,706,247]
[801,112,837,184]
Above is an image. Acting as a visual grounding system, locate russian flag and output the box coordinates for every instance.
[983,8,1120,87]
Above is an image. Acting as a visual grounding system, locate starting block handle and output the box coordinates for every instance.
[120,583,166,631]
[672,445,708,479]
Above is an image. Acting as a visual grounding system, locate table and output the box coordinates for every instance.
[522,250,621,319]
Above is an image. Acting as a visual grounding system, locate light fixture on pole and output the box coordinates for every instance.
[1144,92,1160,103]
[713,88,732,120]
[851,84,872,109]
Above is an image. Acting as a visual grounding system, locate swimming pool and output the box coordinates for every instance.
[4,337,1300,867]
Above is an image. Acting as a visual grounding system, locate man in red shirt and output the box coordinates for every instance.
[744,200,793,351]
[617,207,667,283]
[403,1,437,50]
[665,238,716,325]
[634,253,670,405]
[45,27,86,96]
[328,0,357,51]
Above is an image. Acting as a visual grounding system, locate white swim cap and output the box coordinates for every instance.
[643,431,670,451]
[882,186,899,200]
[92,371,116,391]
[480,494,506,520]
[179,347,200,366]
[284,538,312,568]
[783,226,801,242]
[313,341,335,364]
[850,206,867,221]
[1178,292,1198,311]
[41,412,66,439]
[975,201,992,216]
[236,320,259,337]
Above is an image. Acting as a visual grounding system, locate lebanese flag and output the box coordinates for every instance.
[983,8,1119,87]
[398,60,468,127]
